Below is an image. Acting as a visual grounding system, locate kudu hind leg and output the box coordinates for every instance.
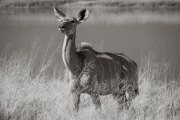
[130,73,139,99]
[112,91,129,112]
[123,74,139,111]
[118,94,130,112]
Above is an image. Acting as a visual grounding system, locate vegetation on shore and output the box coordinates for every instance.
[0,45,179,120]
[0,0,180,10]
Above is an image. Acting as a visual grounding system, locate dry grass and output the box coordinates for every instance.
[0,49,180,120]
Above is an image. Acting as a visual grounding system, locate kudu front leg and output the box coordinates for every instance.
[91,93,101,110]
[71,92,80,112]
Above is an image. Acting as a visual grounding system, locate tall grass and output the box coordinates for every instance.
[0,49,179,120]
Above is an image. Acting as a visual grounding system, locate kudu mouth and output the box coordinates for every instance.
[58,25,66,32]
[59,27,65,32]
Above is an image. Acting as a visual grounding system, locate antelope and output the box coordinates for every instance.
[53,7,139,112]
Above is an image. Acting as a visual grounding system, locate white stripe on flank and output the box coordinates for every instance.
[99,60,104,80]
[108,60,112,81]
[122,65,128,71]
[112,60,116,74]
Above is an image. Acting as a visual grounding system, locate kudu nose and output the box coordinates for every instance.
[59,24,66,31]
[61,25,65,29]
[59,25,65,29]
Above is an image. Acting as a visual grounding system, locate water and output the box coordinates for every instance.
[0,8,180,71]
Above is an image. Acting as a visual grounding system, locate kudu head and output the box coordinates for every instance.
[53,7,89,36]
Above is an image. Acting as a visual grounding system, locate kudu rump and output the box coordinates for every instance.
[53,7,139,112]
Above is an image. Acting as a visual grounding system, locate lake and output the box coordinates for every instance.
[0,8,180,74]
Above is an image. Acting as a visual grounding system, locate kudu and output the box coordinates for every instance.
[53,7,138,112]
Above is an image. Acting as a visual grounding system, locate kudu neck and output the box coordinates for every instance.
[66,31,76,42]
[62,30,81,74]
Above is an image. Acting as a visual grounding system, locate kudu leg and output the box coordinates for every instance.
[117,95,130,112]
[91,93,101,110]
[72,92,80,112]
[112,91,129,112]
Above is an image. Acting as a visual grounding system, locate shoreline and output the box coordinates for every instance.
[0,1,180,11]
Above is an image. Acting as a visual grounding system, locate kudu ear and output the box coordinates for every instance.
[53,6,66,22]
[77,9,89,22]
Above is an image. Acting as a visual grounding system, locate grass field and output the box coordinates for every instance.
[0,46,180,120]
